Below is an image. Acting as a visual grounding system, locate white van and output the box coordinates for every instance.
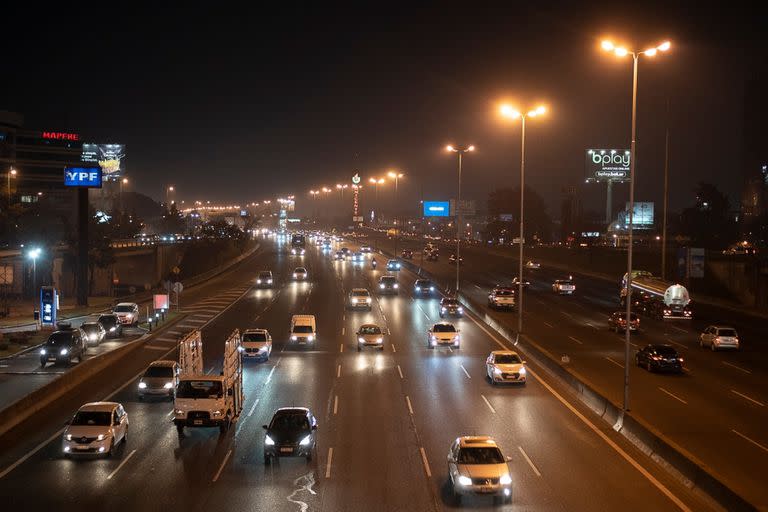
[290,315,317,343]
[241,329,273,360]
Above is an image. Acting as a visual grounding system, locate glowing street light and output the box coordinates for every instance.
[445,146,474,293]
[601,38,671,413]
[28,247,42,294]
[499,103,547,338]
[7,168,17,204]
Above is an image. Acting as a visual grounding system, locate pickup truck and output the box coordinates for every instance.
[488,286,516,310]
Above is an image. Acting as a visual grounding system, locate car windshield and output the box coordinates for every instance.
[495,354,522,364]
[494,290,513,296]
[387,260,398,264]
[294,268,306,273]
[270,413,310,430]
[416,281,431,287]
[114,305,135,312]
[654,346,678,356]
[144,366,174,378]
[442,299,458,306]
[352,290,370,297]
[293,325,313,333]
[718,329,737,337]
[381,277,396,284]
[259,272,271,278]
[46,332,73,345]
[98,316,117,326]
[71,411,112,426]
[176,380,223,399]
[433,324,456,333]
[359,326,381,335]
[457,447,505,464]
[243,332,268,342]
[81,324,100,333]
[558,281,574,286]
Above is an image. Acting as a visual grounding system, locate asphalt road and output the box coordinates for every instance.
[375,235,768,509]
[0,235,714,511]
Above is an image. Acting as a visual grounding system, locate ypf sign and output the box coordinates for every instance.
[585,149,630,183]
[64,167,103,188]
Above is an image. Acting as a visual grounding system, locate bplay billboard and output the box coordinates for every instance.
[585,149,630,182]
[423,201,450,217]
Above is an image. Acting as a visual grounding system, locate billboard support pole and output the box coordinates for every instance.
[661,100,670,280]
[605,179,613,225]
[77,188,89,306]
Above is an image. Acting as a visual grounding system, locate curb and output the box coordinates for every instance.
[368,238,757,512]
[0,313,187,440]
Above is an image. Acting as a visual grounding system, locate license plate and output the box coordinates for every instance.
[74,445,89,450]
[193,419,203,425]
[280,447,293,453]
[480,486,493,493]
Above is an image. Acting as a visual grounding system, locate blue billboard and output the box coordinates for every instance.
[64,167,102,188]
[423,201,450,217]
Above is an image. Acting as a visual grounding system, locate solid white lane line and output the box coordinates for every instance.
[474,285,482,291]
[406,396,414,415]
[568,336,583,345]
[325,447,334,478]
[732,430,768,454]
[605,357,624,369]
[334,396,338,415]
[144,346,169,351]
[246,398,260,418]
[658,387,688,405]
[664,338,687,350]
[518,446,541,477]
[391,344,397,353]
[342,327,345,335]
[419,447,432,477]
[730,390,765,407]
[561,311,573,318]
[0,428,65,479]
[337,364,341,378]
[481,394,496,414]
[723,361,751,374]
[416,304,430,321]
[529,368,692,512]
[397,365,404,379]
[543,321,554,328]
[586,322,598,330]
[447,347,453,353]
[107,449,137,480]
[460,364,471,379]
[265,366,276,384]
[212,449,233,482]
[670,325,688,334]
[340,344,344,353]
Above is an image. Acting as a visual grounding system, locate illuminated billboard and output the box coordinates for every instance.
[585,149,630,182]
[623,202,654,227]
[423,201,450,217]
[82,144,126,179]
[64,167,102,188]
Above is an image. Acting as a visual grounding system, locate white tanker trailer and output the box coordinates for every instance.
[620,271,693,319]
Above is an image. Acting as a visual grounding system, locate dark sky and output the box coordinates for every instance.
[2,4,763,220]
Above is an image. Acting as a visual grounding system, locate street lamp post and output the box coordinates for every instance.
[7,168,17,205]
[167,185,175,206]
[28,248,41,297]
[601,38,671,412]
[120,178,128,212]
[445,146,474,294]
[500,104,546,336]
[387,171,404,255]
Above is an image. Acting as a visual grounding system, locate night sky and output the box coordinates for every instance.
[2,4,761,219]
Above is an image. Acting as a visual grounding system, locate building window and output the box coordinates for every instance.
[20,195,39,203]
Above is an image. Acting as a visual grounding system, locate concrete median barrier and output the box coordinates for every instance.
[367,239,757,511]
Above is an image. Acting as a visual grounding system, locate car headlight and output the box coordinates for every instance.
[415,286,421,291]
[109,327,116,332]
[500,474,512,485]
[40,348,47,355]
[212,410,223,417]
[380,284,385,289]
[393,284,399,289]
[293,273,298,278]
[97,434,106,441]
[138,382,147,389]
[358,337,365,343]
[126,314,133,319]
[430,287,434,291]
[376,338,383,343]
[257,279,262,284]
[65,434,72,441]
[174,409,183,415]
[519,367,526,375]
[458,307,464,313]
[299,434,312,446]
[164,382,174,389]
[457,475,472,486]
[307,335,314,342]
[238,346,244,352]
[89,334,97,341]
[264,435,275,446]
[366,297,371,303]
[441,307,447,312]
[60,348,68,356]
[493,367,502,375]
[267,279,272,284]
[291,336,297,341]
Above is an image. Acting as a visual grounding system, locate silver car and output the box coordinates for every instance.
[427,323,460,349]
[447,436,513,504]
[138,360,180,400]
[348,288,373,311]
[700,325,740,351]
[356,323,385,351]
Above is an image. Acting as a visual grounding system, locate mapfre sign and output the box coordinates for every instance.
[42,131,80,141]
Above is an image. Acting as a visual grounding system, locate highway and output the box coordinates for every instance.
[0,235,713,511]
[378,234,768,509]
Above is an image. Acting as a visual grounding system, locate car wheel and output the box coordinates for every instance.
[427,344,434,349]
[646,362,652,372]
[711,343,716,352]
[176,424,184,438]
[264,454,271,465]
[108,440,116,458]
[138,395,144,401]
[699,339,704,348]
[357,346,361,352]
[379,346,384,351]
[122,428,128,444]
[40,358,46,368]
[219,415,230,434]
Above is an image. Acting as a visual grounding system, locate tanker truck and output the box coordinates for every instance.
[620,271,693,319]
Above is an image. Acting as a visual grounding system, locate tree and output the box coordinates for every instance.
[486,186,553,242]
[679,182,737,249]
[160,203,186,234]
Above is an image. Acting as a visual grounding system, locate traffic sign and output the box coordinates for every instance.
[352,216,364,222]
[172,282,184,293]
[513,237,525,244]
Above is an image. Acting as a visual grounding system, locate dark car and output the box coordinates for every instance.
[608,311,639,333]
[635,344,683,373]
[40,325,87,367]
[97,314,123,338]
[81,321,106,346]
[378,275,399,295]
[263,407,317,464]
[448,254,464,265]
[439,297,464,318]
[257,270,274,288]
[401,249,414,259]
[414,279,436,296]
[386,259,402,271]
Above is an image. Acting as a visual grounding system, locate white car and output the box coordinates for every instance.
[256,270,273,288]
[524,260,541,269]
[348,288,373,310]
[113,302,139,326]
[427,323,460,349]
[63,402,129,457]
[486,351,526,385]
[293,267,308,280]
[241,328,273,359]
[447,436,513,504]
[552,279,575,295]
[700,325,740,351]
